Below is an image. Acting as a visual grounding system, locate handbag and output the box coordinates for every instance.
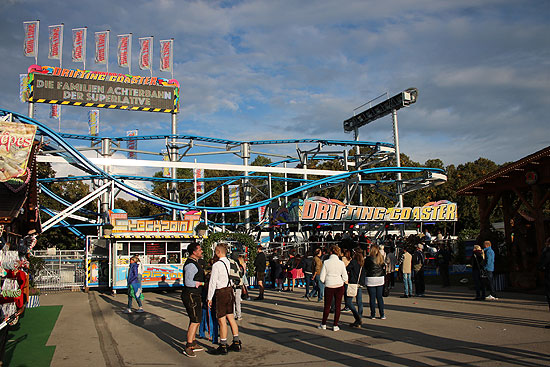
[346,266,362,297]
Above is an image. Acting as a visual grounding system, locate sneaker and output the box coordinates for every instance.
[400,295,409,298]
[380,316,386,320]
[123,308,132,314]
[333,325,340,331]
[183,346,196,358]
[349,321,362,328]
[370,315,376,320]
[209,344,228,355]
[190,341,204,352]
[341,307,351,312]
[485,295,496,301]
[228,340,242,352]
[136,308,145,313]
[236,316,243,321]
[317,324,326,330]
[254,296,264,301]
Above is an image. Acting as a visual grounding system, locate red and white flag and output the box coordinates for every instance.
[126,130,138,159]
[117,34,131,68]
[23,21,39,58]
[139,37,153,70]
[159,39,173,72]
[48,24,63,60]
[95,31,109,64]
[72,27,87,63]
[50,104,60,119]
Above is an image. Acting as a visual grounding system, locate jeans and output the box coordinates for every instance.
[344,287,363,322]
[127,285,142,309]
[367,285,384,318]
[403,273,413,296]
[304,273,313,297]
[309,275,325,301]
[234,288,242,318]
[484,271,496,297]
[321,286,345,326]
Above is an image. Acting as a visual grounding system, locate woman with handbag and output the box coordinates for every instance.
[365,245,386,319]
[471,245,486,300]
[318,245,348,331]
[345,247,366,328]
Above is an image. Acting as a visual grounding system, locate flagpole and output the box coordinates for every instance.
[150,36,153,78]
[83,27,87,70]
[35,20,39,65]
[60,23,64,68]
[128,33,132,75]
[171,38,174,80]
[106,30,110,73]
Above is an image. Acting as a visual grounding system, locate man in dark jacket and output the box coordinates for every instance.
[436,243,452,287]
[254,245,267,300]
[300,251,314,300]
[413,244,425,297]
[538,237,550,328]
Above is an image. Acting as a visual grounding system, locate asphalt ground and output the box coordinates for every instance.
[39,283,550,367]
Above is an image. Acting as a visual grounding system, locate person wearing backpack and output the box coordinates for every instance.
[229,252,245,321]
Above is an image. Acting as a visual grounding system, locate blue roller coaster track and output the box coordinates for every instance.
[1,108,446,235]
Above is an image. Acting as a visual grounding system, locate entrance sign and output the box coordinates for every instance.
[300,197,457,222]
[27,65,180,113]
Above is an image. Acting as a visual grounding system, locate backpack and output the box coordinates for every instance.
[228,258,244,288]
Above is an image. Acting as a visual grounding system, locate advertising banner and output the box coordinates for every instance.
[19,74,30,102]
[258,205,267,221]
[48,24,63,60]
[72,28,87,63]
[126,130,138,159]
[159,39,173,72]
[139,37,153,71]
[28,66,179,113]
[162,150,170,177]
[95,31,109,64]
[50,104,60,119]
[88,110,99,135]
[0,122,37,182]
[300,197,457,222]
[23,21,39,58]
[194,168,204,194]
[229,185,240,207]
[112,218,200,234]
[117,34,131,68]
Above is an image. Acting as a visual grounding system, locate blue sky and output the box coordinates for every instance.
[1,0,549,169]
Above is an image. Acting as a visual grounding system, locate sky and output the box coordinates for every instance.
[1,0,549,171]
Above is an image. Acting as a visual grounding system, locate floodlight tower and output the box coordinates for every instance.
[343,88,418,208]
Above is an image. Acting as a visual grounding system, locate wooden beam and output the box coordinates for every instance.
[513,188,536,216]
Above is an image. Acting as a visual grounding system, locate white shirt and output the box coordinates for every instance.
[207,257,232,301]
[320,254,348,288]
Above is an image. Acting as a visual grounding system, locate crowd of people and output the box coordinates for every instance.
[121,233,550,358]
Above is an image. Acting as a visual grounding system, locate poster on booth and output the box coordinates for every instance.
[115,264,183,289]
[0,122,37,182]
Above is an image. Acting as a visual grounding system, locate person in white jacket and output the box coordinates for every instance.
[318,245,348,331]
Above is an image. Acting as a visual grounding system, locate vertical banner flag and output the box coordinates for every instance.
[126,130,138,159]
[48,24,63,61]
[258,206,267,222]
[159,39,173,73]
[229,185,240,207]
[194,168,205,194]
[50,104,60,119]
[23,21,39,59]
[19,74,29,102]
[117,34,132,71]
[162,150,170,178]
[72,27,87,64]
[88,110,99,135]
[95,30,109,64]
[138,37,153,71]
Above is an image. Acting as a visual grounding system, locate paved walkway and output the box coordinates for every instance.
[40,284,550,366]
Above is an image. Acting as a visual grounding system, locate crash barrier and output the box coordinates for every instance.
[31,250,85,291]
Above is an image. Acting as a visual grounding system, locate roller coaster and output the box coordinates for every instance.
[0,107,447,240]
